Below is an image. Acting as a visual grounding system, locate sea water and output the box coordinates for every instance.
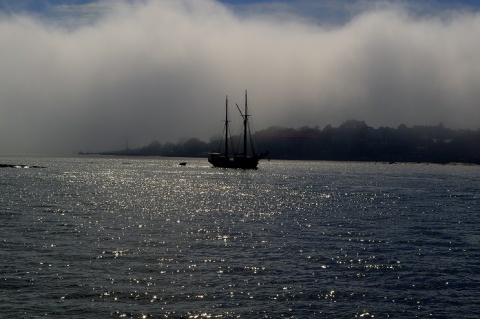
[1,156,479,318]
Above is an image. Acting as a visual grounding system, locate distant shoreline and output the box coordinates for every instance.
[78,120,480,165]
[76,153,480,166]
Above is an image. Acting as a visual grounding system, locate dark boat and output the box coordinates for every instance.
[208,90,268,169]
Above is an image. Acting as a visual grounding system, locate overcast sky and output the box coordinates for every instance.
[1,0,480,154]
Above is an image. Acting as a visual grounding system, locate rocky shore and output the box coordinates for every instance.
[0,164,46,168]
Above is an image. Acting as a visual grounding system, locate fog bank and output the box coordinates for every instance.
[1,0,479,153]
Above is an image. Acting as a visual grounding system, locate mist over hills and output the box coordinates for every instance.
[84,120,480,164]
[2,1,480,154]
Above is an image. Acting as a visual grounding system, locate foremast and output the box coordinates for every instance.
[224,95,229,157]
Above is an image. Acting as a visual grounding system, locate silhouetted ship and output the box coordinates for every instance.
[208,90,268,169]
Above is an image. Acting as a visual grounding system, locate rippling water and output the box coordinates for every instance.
[1,156,479,318]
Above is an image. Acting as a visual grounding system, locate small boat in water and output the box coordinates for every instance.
[208,90,268,169]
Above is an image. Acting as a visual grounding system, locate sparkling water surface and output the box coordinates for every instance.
[1,156,479,318]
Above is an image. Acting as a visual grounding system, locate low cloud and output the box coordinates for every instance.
[1,0,479,153]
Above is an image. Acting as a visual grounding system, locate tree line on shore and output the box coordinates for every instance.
[86,120,480,164]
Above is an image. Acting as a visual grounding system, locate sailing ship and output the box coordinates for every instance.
[208,90,268,169]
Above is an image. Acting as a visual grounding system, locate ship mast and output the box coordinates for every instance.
[225,95,229,157]
[243,90,248,158]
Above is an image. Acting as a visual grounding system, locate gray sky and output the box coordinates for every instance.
[1,0,480,154]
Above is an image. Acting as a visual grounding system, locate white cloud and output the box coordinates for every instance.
[0,0,479,154]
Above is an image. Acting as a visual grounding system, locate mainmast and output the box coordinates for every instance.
[225,95,229,157]
[243,90,248,158]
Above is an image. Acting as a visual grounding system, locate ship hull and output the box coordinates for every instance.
[208,154,259,170]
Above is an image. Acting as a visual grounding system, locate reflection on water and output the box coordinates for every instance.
[1,157,479,318]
